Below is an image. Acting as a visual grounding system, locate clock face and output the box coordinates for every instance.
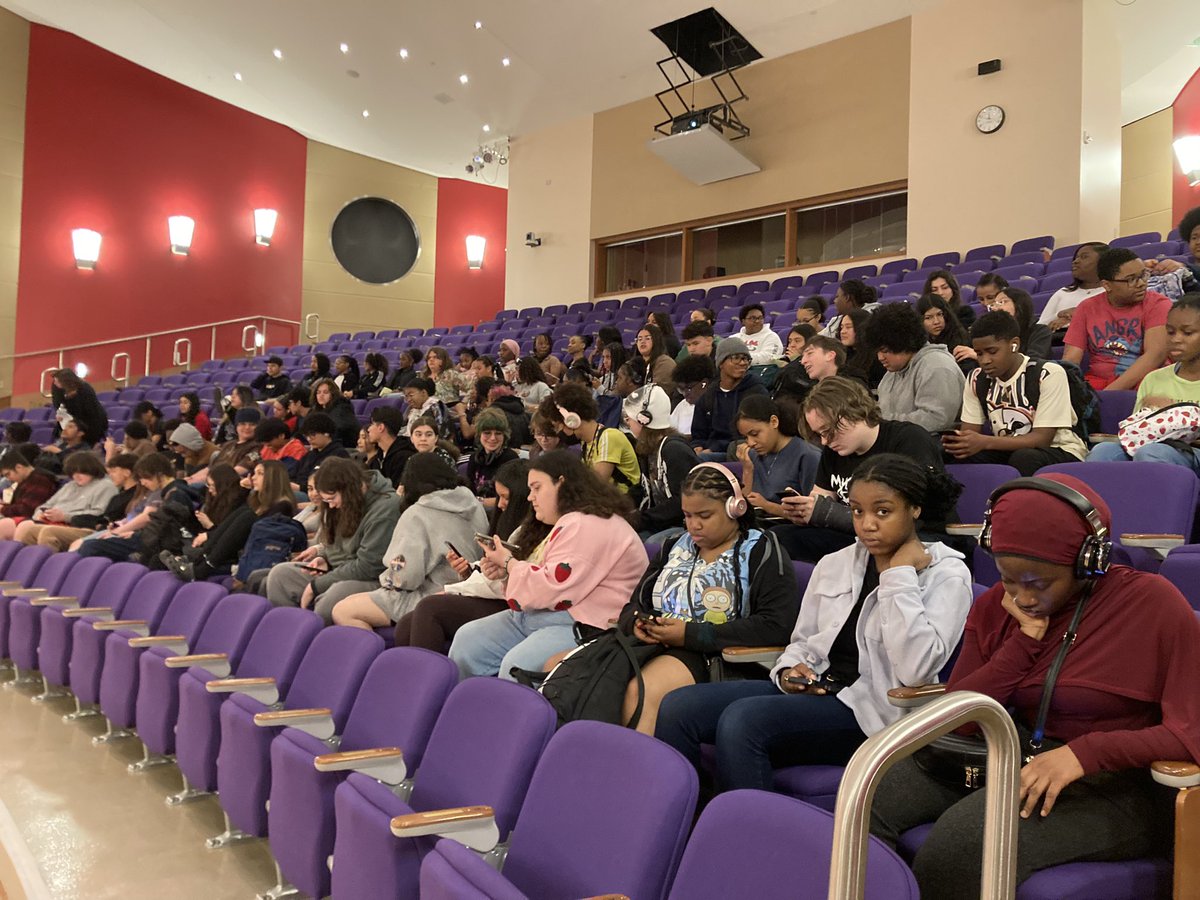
[976,105,1005,134]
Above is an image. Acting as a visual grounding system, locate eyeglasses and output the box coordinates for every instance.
[813,417,844,444]
[742,314,764,323]
[1110,270,1148,286]
[724,354,751,364]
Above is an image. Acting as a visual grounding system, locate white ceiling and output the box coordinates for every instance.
[2,0,1197,185]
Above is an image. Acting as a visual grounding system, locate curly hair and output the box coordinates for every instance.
[1178,206,1200,245]
[528,449,633,522]
[547,381,599,423]
[864,302,927,355]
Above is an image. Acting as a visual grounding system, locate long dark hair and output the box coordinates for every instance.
[916,293,971,352]
[636,323,667,365]
[314,457,368,540]
[840,308,875,383]
[249,459,296,516]
[849,453,961,527]
[179,391,203,423]
[311,353,332,377]
[528,449,634,521]
[491,460,549,562]
[397,452,462,515]
[997,287,1037,349]
[923,269,963,311]
[202,463,247,526]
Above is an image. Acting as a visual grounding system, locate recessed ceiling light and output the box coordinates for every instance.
[501,57,511,67]
[234,72,243,81]
[272,48,283,60]
[482,124,491,133]
[474,20,483,29]
[362,109,370,118]
[398,48,409,59]
[459,74,469,85]
[340,42,349,54]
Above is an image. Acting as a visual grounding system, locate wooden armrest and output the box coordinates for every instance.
[1120,533,1185,545]
[254,707,335,739]
[721,646,784,666]
[30,595,78,607]
[3,587,48,597]
[390,806,499,852]
[92,619,149,634]
[163,653,230,675]
[946,523,983,537]
[314,747,407,785]
[205,676,278,704]
[1088,433,1119,444]
[0,581,23,588]
[887,683,948,708]
[64,606,111,619]
[1152,760,1200,789]
[128,635,188,651]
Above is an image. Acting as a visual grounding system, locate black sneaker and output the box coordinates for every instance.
[159,550,194,582]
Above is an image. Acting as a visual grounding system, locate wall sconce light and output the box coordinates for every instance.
[71,228,102,269]
[253,208,278,245]
[1175,136,1200,187]
[74,362,89,378]
[465,234,486,269]
[168,215,195,255]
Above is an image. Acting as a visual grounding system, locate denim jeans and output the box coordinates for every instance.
[1088,438,1200,472]
[448,609,577,681]
[654,679,866,792]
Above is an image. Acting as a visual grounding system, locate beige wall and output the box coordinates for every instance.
[504,115,595,309]
[907,0,1120,257]
[0,9,28,399]
[302,141,438,339]
[1120,108,1175,238]
[589,20,911,241]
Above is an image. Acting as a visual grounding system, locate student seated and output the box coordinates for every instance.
[1063,247,1170,391]
[1089,293,1200,470]
[449,450,647,680]
[423,347,467,405]
[794,297,826,329]
[0,450,60,541]
[38,417,94,471]
[465,408,519,507]
[311,377,360,446]
[256,418,306,478]
[774,377,947,563]
[731,303,783,366]
[680,321,716,361]
[177,391,212,442]
[799,335,847,383]
[838,309,885,389]
[512,357,553,413]
[623,384,699,541]
[386,350,419,392]
[865,302,966,433]
[263,457,401,623]
[285,387,311,435]
[1038,242,1109,333]
[13,453,116,546]
[690,307,717,328]
[401,377,449,438]
[973,272,1008,308]
[869,474,1200,900]
[148,463,245,572]
[980,287,1052,361]
[407,415,459,473]
[355,352,389,399]
[365,406,413,489]
[670,354,715,442]
[333,354,361,398]
[528,413,561,460]
[820,279,879,339]
[634,324,677,394]
[329,454,488,629]
[923,269,974,328]
[301,352,332,391]
[131,401,166,447]
[943,312,1087,476]
[394,460,542,653]
[532,333,565,385]
[189,409,262,484]
[29,453,139,552]
[538,382,640,494]
[251,356,292,400]
[655,454,971,791]
[103,420,156,461]
[498,339,522,383]
[771,324,817,401]
[691,338,768,460]
[76,453,193,561]
[734,395,820,520]
[291,412,349,492]
[917,293,977,374]
[1147,205,1200,288]
[605,463,801,736]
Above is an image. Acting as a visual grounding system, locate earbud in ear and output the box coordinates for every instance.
[1011,343,1019,352]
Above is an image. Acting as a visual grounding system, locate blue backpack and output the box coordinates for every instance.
[235,513,309,582]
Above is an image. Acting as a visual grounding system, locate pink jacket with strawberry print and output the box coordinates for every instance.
[504,511,647,629]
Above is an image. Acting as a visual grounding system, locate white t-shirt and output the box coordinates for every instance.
[1037,285,1105,325]
[670,399,695,438]
[960,356,1087,460]
[733,327,783,366]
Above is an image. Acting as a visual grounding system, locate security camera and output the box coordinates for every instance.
[524,232,542,248]
[465,164,475,174]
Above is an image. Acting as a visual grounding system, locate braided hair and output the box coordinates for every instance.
[680,464,756,617]
[848,453,961,525]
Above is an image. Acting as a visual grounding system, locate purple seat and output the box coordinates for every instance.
[668,790,917,899]
[1130,241,1180,260]
[97,582,226,737]
[841,264,879,281]
[23,407,54,423]
[1038,461,1200,571]
[1038,271,1074,294]
[1159,551,1200,611]
[267,648,459,898]
[964,244,1005,263]
[994,262,1045,282]
[418,720,698,900]
[209,626,383,843]
[1010,235,1054,254]
[328,332,351,342]
[1096,391,1136,435]
[170,606,322,803]
[945,463,1021,525]
[594,299,619,313]
[328,674,552,900]
[351,330,375,341]
[2,550,80,680]
[135,593,269,765]
[66,571,179,717]
[1046,256,1075,273]
[997,251,1047,268]
[8,555,110,683]
[704,285,737,303]
[1109,231,1161,249]
[0,545,53,661]
[0,408,23,422]
[879,258,917,277]
[920,251,960,269]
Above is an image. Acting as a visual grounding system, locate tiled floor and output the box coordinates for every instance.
[0,680,277,899]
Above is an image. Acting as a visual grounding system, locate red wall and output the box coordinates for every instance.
[15,26,307,394]
[433,178,507,327]
[1173,66,1200,226]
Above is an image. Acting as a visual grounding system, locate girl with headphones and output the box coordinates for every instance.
[622,384,700,542]
[609,462,798,735]
[870,473,1200,900]
[655,454,971,793]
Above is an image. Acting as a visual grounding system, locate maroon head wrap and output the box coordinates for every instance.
[987,473,1112,566]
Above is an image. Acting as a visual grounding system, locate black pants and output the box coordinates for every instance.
[955,446,1079,478]
[393,593,507,653]
[870,757,1172,900]
[770,525,855,564]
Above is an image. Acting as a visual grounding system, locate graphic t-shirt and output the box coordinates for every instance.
[1064,290,1171,389]
[650,531,759,624]
[960,356,1087,460]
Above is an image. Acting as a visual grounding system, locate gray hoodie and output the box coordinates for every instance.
[371,485,490,621]
[313,469,401,594]
[876,342,965,433]
[37,477,119,521]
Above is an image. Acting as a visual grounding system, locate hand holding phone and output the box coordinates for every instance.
[475,532,519,553]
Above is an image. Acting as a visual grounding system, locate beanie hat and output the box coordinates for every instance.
[622,384,672,429]
[715,337,752,367]
[167,422,204,452]
[500,339,521,359]
[235,407,263,425]
[475,407,511,438]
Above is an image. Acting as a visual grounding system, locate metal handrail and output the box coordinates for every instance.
[828,691,1019,900]
[172,338,191,369]
[111,353,131,388]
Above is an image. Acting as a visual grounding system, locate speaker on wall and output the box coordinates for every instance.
[330,197,421,284]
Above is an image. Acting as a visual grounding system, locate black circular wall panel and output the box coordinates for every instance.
[330,197,420,284]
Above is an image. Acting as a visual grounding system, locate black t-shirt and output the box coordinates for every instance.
[825,558,878,687]
[815,420,945,525]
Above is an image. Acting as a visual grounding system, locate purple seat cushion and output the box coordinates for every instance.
[771,765,845,812]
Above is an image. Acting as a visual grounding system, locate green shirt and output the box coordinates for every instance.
[1134,364,1200,411]
[583,425,641,493]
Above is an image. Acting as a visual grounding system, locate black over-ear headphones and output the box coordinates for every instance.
[979,477,1111,579]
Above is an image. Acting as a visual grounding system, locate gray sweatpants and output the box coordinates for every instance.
[264,562,378,625]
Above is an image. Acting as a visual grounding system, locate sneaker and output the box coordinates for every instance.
[159,550,194,582]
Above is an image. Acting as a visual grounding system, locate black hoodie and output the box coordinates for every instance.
[690,372,767,452]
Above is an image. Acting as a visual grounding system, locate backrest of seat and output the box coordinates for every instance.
[4,545,52,586]
[1160,554,1200,611]
[945,463,1021,523]
[411,678,556,836]
[116,571,181,631]
[26,551,77,593]
[192,594,270,665]
[55,556,112,604]
[235,607,324,696]
[85,562,148,613]
[1039,461,1199,539]
[340,647,458,770]
[668,790,917,900]
[154,582,225,641]
[0,540,23,576]
[284,626,383,729]
[503,721,697,900]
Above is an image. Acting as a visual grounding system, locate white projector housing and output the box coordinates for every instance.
[647,124,760,185]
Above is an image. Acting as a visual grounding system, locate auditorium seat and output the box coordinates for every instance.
[879,259,917,277]
[0,548,75,681]
[1109,231,1161,249]
[1010,234,1054,254]
[1037,270,1074,294]
[842,264,879,280]
[1130,240,1181,260]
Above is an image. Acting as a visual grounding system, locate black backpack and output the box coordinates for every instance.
[973,359,1099,442]
[235,513,309,582]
